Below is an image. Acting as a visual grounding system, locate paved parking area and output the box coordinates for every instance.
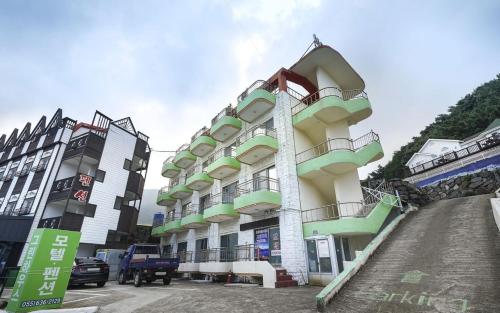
[3,280,321,313]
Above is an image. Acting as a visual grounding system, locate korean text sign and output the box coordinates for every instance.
[6,228,81,312]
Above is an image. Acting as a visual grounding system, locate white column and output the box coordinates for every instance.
[333,171,364,216]
[274,91,308,284]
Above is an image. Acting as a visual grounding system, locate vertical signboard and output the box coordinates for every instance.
[6,229,80,313]
[255,229,269,260]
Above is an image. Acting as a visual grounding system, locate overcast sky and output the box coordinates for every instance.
[1,0,499,189]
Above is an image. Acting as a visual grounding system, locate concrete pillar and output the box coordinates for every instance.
[274,91,308,284]
[333,171,364,216]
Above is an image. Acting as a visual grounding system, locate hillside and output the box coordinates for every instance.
[369,74,500,179]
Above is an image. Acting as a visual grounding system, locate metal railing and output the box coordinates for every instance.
[291,87,368,115]
[234,124,277,145]
[205,145,237,167]
[211,105,236,126]
[196,244,262,263]
[168,174,186,188]
[185,164,207,179]
[296,131,380,164]
[302,183,401,223]
[159,185,171,194]
[207,191,236,207]
[237,80,276,103]
[191,126,209,143]
[409,134,500,175]
[164,211,182,224]
[182,203,200,218]
[236,177,280,196]
[176,143,190,154]
[164,156,174,164]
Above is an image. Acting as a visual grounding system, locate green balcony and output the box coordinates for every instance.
[235,132,278,165]
[169,184,193,199]
[181,213,206,228]
[237,88,276,123]
[206,156,241,180]
[164,219,183,233]
[203,203,239,223]
[151,225,165,237]
[173,150,197,169]
[162,160,180,178]
[190,135,217,157]
[186,172,214,191]
[234,178,281,215]
[292,90,372,131]
[210,116,242,142]
[156,190,177,207]
[302,195,398,237]
[296,133,383,179]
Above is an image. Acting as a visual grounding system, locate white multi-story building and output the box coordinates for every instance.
[153,43,399,287]
[0,110,150,267]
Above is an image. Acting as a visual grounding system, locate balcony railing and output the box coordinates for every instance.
[211,105,236,126]
[301,202,372,223]
[234,124,277,144]
[409,134,500,175]
[205,146,237,167]
[207,191,236,207]
[290,87,368,115]
[185,164,207,179]
[164,211,182,224]
[176,144,190,154]
[236,177,280,196]
[182,203,200,218]
[191,126,210,143]
[237,80,276,103]
[168,174,186,188]
[296,131,380,164]
[196,244,263,263]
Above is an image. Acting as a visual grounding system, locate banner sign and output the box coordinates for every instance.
[6,229,81,313]
[255,229,269,258]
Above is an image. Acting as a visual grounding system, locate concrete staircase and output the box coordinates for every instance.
[275,268,298,288]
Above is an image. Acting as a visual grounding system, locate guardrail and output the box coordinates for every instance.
[237,80,276,103]
[211,105,236,126]
[236,177,280,196]
[296,131,380,164]
[205,146,237,167]
[291,87,368,115]
[409,135,500,175]
[234,124,277,145]
[191,126,210,143]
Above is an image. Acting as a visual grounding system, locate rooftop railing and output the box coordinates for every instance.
[296,131,379,164]
[176,144,190,154]
[237,80,276,103]
[290,87,368,115]
[409,134,500,175]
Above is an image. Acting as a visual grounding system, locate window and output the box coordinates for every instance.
[85,204,97,217]
[181,203,190,217]
[264,118,274,129]
[0,197,4,207]
[95,169,106,182]
[224,142,238,157]
[162,245,172,257]
[20,155,36,176]
[4,194,20,215]
[222,181,238,203]
[199,194,211,213]
[114,196,123,210]
[253,166,277,191]
[220,233,238,262]
[35,156,50,172]
[123,159,132,170]
[0,165,6,180]
[19,189,38,215]
[5,161,20,180]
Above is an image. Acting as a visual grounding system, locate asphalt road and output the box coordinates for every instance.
[327,194,500,313]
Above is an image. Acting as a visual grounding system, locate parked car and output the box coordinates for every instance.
[118,244,179,287]
[70,257,109,287]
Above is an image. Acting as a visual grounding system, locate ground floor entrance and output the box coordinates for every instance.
[254,226,281,265]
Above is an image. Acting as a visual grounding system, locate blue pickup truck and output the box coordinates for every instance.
[117,244,179,287]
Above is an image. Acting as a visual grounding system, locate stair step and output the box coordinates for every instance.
[275,280,298,288]
[276,274,293,281]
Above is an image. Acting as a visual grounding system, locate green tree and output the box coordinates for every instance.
[370,74,500,179]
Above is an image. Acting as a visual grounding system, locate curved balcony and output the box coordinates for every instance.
[291,87,372,130]
[234,177,281,215]
[180,204,207,228]
[206,148,241,180]
[190,134,216,157]
[203,192,239,223]
[156,187,177,208]
[162,157,180,178]
[151,225,165,237]
[167,176,192,199]
[164,218,183,233]
[210,106,242,142]
[173,144,197,169]
[301,194,398,236]
[235,126,278,165]
[185,165,213,191]
[296,131,383,179]
[236,80,276,123]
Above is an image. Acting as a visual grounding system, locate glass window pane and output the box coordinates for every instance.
[306,240,319,272]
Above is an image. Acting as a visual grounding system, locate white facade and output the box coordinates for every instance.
[405,139,462,169]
